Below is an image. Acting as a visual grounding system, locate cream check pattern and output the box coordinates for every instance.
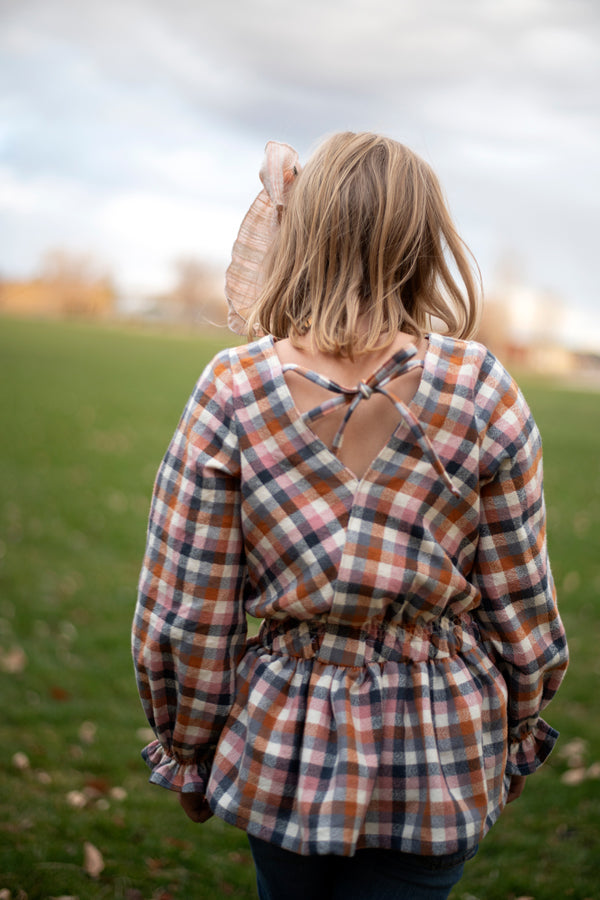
[133,332,568,857]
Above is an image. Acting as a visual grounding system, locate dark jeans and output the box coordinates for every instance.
[248,835,475,900]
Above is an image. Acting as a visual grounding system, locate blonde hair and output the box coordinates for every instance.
[247,132,481,357]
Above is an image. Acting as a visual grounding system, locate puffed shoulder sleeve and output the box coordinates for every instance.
[470,355,568,776]
[132,351,247,792]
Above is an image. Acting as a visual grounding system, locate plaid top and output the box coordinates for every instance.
[133,332,568,857]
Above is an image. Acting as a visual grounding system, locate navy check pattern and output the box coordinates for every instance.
[133,333,568,857]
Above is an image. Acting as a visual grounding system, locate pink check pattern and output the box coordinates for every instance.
[133,332,568,857]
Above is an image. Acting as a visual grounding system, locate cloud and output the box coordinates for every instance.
[97,188,241,287]
[0,0,599,340]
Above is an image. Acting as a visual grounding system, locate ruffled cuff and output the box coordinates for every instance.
[505,718,559,776]
[141,739,214,792]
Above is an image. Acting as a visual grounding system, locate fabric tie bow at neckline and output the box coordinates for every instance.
[283,344,460,496]
[225,141,301,335]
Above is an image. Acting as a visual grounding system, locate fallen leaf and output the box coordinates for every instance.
[84,776,110,795]
[558,738,588,758]
[145,857,167,872]
[66,790,87,809]
[12,751,30,771]
[561,768,587,786]
[50,686,71,702]
[558,738,588,769]
[586,762,600,779]
[0,645,27,673]
[83,842,105,878]
[78,721,97,744]
[163,836,191,850]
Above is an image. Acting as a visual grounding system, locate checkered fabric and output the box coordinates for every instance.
[133,332,568,857]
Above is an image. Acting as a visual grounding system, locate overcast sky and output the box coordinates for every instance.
[1,0,599,347]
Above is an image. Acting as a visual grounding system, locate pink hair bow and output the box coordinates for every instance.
[225,141,301,335]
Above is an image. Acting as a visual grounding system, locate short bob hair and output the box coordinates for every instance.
[247,132,481,357]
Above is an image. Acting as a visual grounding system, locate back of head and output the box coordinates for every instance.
[248,132,480,357]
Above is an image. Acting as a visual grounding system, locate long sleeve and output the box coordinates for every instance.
[470,369,568,776]
[132,353,247,792]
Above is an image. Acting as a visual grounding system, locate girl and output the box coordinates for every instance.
[133,133,568,899]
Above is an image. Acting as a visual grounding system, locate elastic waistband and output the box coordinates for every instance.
[258,615,478,668]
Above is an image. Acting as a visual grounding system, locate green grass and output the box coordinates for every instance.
[1,316,599,899]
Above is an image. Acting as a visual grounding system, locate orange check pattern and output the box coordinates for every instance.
[133,333,568,857]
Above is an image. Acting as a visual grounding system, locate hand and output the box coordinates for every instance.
[506,774,526,804]
[178,792,214,823]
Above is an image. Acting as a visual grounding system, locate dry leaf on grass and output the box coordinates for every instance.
[561,768,587,786]
[0,645,27,673]
[558,737,588,768]
[83,842,105,878]
[145,857,168,872]
[12,752,30,771]
[50,685,71,702]
[84,776,110,796]
[78,721,97,744]
[163,836,191,851]
[66,790,87,809]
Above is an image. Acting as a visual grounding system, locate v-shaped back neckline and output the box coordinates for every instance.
[261,333,439,488]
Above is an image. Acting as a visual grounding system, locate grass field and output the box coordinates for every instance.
[1,316,599,900]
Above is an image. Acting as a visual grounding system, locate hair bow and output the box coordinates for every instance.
[225,141,301,335]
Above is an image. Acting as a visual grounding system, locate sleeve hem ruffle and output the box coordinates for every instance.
[505,718,559,776]
[141,739,213,792]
